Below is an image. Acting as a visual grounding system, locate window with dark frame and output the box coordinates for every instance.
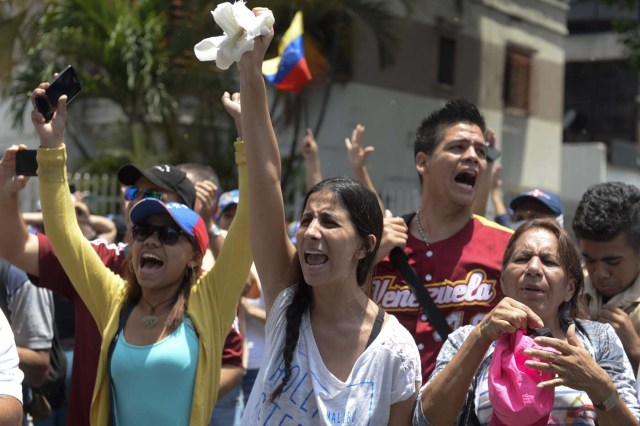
[503,47,533,112]
[437,37,456,85]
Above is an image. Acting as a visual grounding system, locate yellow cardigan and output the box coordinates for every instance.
[38,143,252,426]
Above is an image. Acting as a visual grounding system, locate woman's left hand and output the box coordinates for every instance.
[30,82,67,148]
[237,8,274,74]
[523,324,616,404]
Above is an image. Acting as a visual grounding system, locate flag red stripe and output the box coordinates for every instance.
[274,58,312,93]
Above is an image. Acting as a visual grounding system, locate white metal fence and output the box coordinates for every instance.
[20,173,122,216]
[19,174,421,219]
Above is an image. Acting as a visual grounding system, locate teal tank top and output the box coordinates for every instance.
[110,318,199,425]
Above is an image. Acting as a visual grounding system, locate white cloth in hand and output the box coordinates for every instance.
[194,1,275,70]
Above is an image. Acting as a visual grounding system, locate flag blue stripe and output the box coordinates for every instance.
[264,35,305,85]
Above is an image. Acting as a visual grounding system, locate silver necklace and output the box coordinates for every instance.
[140,295,174,329]
[415,209,429,245]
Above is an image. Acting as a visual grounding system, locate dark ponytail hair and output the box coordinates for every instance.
[269,177,383,401]
[269,276,312,401]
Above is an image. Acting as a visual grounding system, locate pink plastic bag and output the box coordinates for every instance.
[488,330,556,425]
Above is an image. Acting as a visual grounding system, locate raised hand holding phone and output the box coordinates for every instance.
[0,145,30,195]
[34,65,81,123]
[31,83,68,149]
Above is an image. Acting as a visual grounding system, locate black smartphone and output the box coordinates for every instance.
[15,150,38,176]
[34,65,82,123]
[527,327,552,338]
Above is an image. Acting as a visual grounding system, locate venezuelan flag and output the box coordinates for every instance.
[262,11,312,93]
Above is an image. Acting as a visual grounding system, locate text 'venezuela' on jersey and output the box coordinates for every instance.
[372,215,513,380]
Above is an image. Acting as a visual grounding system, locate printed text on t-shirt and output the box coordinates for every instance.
[371,269,497,310]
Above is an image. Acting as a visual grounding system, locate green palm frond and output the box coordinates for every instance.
[0,9,28,84]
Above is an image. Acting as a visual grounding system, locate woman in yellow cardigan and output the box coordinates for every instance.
[29,84,252,425]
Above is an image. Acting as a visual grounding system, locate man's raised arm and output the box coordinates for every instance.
[0,146,40,276]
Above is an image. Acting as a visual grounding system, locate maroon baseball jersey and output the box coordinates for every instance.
[221,325,244,367]
[372,215,512,381]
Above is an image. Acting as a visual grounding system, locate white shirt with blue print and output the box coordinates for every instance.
[242,285,421,426]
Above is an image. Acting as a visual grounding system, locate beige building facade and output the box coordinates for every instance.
[293,0,569,214]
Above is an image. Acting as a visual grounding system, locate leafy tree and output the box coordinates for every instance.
[2,0,412,195]
[2,0,239,188]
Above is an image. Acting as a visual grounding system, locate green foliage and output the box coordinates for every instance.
[597,0,640,72]
[2,0,238,183]
[2,0,410,192]
[612,19,640,70]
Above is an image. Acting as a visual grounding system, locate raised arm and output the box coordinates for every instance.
[237,11,299,315]
[32,84,122,327]
[301,128,322,191]
[0,146,40,276]
[345,124,384,211]
[489,165,509,225]
[206,140,253,331]
[472,128,498,217]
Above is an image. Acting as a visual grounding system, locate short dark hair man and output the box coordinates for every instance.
[573,181,640,368]
[373,99,513,380]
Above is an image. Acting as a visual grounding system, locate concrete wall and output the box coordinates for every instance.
[476,1,567,194]
[561,142,640,231]
[285,0,569,214]
[561,142,606,228]
[565,33,626,61]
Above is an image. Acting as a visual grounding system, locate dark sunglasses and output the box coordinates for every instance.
[132,224,183,245]
[124,187,163,202]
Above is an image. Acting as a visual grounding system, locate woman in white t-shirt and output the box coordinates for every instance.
[233,8,421,426]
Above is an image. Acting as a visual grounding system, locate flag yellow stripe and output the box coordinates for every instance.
[262,57,281,76]
[278,11,304,55]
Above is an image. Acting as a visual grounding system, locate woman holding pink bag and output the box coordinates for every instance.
[415,218,640,425]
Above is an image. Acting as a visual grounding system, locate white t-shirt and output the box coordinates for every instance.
[241,286,421,425]
[0,310,24,403]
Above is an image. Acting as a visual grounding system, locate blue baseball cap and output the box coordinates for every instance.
[130,199,208,256]
[216,189,239,220]
[509,189,564,215]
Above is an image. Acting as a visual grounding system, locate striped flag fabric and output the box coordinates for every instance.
[262,11,312,93]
